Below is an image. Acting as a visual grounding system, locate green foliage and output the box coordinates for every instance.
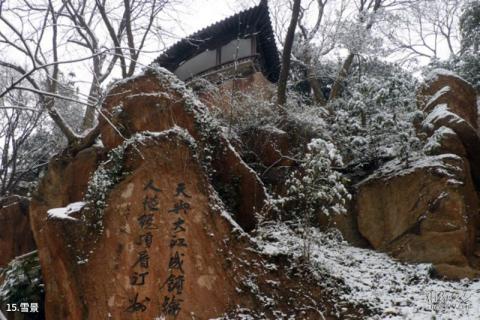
[77,135,135,263]
[328,60,423,164]
[84,143,126,215]
[276,138,350,261]
[460,0,480,54]
[284,138,351,221]
[0,252,44,307]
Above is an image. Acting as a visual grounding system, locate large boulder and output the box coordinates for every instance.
[100,67,267,231]
[240,125,293,168]
[31,131,242,319]
[0,196,36,267]
[417,70,480,189]
[30,129,365,319]
[417,69,478,129]
[356,154,479,279]
[423,126,468,157]
[29,68,369,319]
[421,103,480,188]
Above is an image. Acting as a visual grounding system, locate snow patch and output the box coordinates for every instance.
[425,69,468,83]
[47,202,85,221]
[425,86,450,109]
[255,223,480,319]
[422,103,466,130]
[257,124,286,135]
[358,154,463,185]
[423,126,457,154]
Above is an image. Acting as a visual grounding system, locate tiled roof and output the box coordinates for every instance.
[152,1,280,82]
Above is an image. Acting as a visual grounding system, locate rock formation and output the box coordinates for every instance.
[29,67,367,319]
[356,69,480,279]
[356,155,479,277]
[417,70,478,129]
[0,196,36,268]
[32,130,243,319]
[99,69,267,232]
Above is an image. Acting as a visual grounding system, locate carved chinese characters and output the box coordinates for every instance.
[123,180,193,318]
[31,127,239,319]
[160,182,191,317]
[125,179,162,313]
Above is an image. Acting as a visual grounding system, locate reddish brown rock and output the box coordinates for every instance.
[31,132,240,319]
[35,147,107,206]
[218,72,274,99]
[26,64,376,319]
[0,196,36,267]
[417,70,478,129]
[356,154,479,279]
[431,263,480,280]
[421,103,480,188]
[100,67,267,231]
[424,126,468,157]
[193,72,275,113]
[240,125,293,168]
[318,198,369,248]
[30,131,366,319]
[418,71,480,189]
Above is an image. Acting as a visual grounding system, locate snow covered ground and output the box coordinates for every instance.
[255,223,480,320]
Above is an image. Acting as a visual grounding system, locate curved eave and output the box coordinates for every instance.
[152,2,280,83]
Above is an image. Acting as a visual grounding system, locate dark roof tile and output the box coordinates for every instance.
[151,1,280,82]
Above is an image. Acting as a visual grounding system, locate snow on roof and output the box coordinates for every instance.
[152,1,280,82]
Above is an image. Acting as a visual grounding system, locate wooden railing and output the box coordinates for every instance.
[184,54,259,82]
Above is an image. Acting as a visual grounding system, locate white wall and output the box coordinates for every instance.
[174,37,254,80]
[174,49,217,80]
[221,38,252,64]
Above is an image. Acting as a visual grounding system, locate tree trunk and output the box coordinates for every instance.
[329,52,355,101]
[308,76,327,106]
[328,0,381,103]
[82,80,100,130]
[304,52,327,106]
[82,105,96,130]
[277,0,301,108]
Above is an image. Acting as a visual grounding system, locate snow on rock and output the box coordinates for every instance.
[47,202,85,221]
[257,124,287,135]
[99,66,269,232]
[425,69,469,84]
[423,126,466,157]
[418,92,480,189]
[422,103,466,130]
[425,85,450,110]
[423,126,455,151]
[354,150,478,275]
[358,154,463,185]
[417,68,478,130]
[255,223,480,319]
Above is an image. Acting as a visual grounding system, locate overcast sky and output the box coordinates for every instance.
[0,0,460,102]
[179,0,241,36]
[139,0,245,64]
